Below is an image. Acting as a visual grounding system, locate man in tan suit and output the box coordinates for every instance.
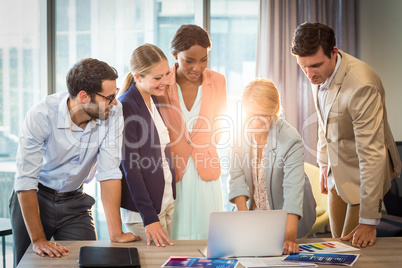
[291,22,401,248]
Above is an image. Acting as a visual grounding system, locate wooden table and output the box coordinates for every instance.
[18,237,402,267]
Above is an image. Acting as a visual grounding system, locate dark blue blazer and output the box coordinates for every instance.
[119,83,176,226]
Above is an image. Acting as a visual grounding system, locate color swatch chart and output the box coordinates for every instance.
[298,241,359,254]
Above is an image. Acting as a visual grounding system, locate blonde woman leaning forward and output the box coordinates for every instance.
[229,79,316,255]
[118,44,176,247]
[157,24,227,240]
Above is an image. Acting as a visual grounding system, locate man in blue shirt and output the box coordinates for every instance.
[9,58,141,266]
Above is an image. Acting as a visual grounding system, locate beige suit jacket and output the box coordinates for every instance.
[313,50,401,219]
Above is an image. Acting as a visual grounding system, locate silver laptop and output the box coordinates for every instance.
[205,210,287,258]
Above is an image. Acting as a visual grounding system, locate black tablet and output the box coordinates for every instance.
[79,246,141,268]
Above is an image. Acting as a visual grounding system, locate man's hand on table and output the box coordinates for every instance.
[32,238,69,258]
[341,223,376,248]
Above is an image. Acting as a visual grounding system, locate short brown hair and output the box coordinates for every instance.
[291,22,336,58]
[66,58,118,97]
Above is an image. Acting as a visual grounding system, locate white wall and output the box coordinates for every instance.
[357,0,402,141]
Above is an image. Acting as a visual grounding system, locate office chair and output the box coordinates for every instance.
[304,162,330,237]
[377,141,402,237]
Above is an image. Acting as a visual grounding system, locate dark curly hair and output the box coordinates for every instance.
[291,22,336,58]
[66,58,118,97]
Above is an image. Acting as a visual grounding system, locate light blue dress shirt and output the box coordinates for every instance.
[14,92,123,193]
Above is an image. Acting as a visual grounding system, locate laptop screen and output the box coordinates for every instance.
[206,210,287,258]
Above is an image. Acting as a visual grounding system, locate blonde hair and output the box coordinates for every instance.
[118,43,168,97]
[242,78,282,121]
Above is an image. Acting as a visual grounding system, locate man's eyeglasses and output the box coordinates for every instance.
[95,88,120,105]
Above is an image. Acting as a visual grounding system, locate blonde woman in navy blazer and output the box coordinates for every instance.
[118,44,176,247]
[229,79,316,255]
